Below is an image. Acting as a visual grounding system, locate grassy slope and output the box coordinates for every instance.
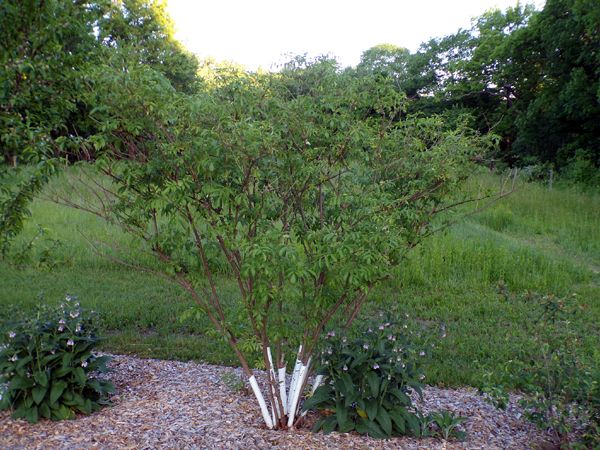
[1,172,598,387]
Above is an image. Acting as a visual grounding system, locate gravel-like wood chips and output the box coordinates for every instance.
[1,354,555,449]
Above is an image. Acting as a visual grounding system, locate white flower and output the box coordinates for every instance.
[58,325,65,332]
[403,324,408,329]
[81,361,88,368]
[75,324,82,333]
[70,311,79,319]
[10,355,18,362]
[65,295,72,302]
[363,343,369,350]
[378,325,385,330]
[327,348,333,355]
[373,363,380,370]
[343,365,348,371]
[67,339,74,346]
[327,331,335,338]
[59,319,66,325]
[419,374,425,380]
[342,337,347,344]
[8,332,16,339]
[419,351,425,357]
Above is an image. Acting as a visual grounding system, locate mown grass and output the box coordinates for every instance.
[1,170,598,388]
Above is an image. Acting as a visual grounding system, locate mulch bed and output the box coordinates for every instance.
[0,354,555,449]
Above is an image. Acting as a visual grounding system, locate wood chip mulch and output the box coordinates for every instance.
[0,354,555,449]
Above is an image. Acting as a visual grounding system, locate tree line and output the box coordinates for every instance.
[352,0,599,185]
[2,0,599,179]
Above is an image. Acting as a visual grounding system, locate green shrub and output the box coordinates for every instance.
[0,296,114,423]
[479,290,599,446]
[303,320,429,438]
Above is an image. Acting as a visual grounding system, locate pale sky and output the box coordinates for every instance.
[166,0,545,71]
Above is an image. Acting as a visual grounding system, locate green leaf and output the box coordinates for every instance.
[390,388,411,405]
[34,371,48,387]
[50,380,67,405]
[302,385,333,411]
[24,406,39,423]
[321,416,338,433]
[390,408,406,434]
[366,371,380,397]
[61,353,73,368]
[32,385,47,405]
[51,404,72,420]
[16,355,33,369]
[366,418,387,439]
[73,367,86,385]
[404,412,420,436]
[39,402,51,419]
[376,406,393,436]
[355,416,369,434]
[54,366,72,378]
[9,375,34,390]
[365,398,378,421]
[335,399,348,427]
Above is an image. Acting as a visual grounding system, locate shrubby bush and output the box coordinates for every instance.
[304,318,466,440]
[0,296,113,423]
[480,290,600,446]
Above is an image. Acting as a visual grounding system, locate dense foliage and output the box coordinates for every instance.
[305,321,428,438]
[354,0,600,184]
[0,296,113,423]
[480,290,600,446]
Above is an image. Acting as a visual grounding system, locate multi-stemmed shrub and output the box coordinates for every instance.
[0,296,113,423]
[5,55,494,429]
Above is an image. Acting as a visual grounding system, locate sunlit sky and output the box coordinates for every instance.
[166,0,546,71]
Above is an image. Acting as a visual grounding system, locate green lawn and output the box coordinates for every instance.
[1,171,599,388]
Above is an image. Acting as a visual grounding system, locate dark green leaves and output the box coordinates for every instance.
[0,297,114,423]
[308,321,431,438]
[49,380,67,405]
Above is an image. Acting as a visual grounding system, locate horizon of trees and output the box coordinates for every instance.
[1,0,598,183]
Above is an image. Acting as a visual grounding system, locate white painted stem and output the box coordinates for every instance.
[287,357,311,428]
[278,366,287,414]
[249,375,274,429]
[311,374,324,395]
[300,374,324,419]
[266,347,281,422]
[286,345,303,415]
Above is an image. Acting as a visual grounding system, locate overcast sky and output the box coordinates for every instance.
[166,0,545,70]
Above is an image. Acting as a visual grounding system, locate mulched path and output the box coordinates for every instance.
[0,354,555,449]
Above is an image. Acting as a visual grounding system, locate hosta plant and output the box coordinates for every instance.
[303,320,429,438]
[0,296,114,423]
